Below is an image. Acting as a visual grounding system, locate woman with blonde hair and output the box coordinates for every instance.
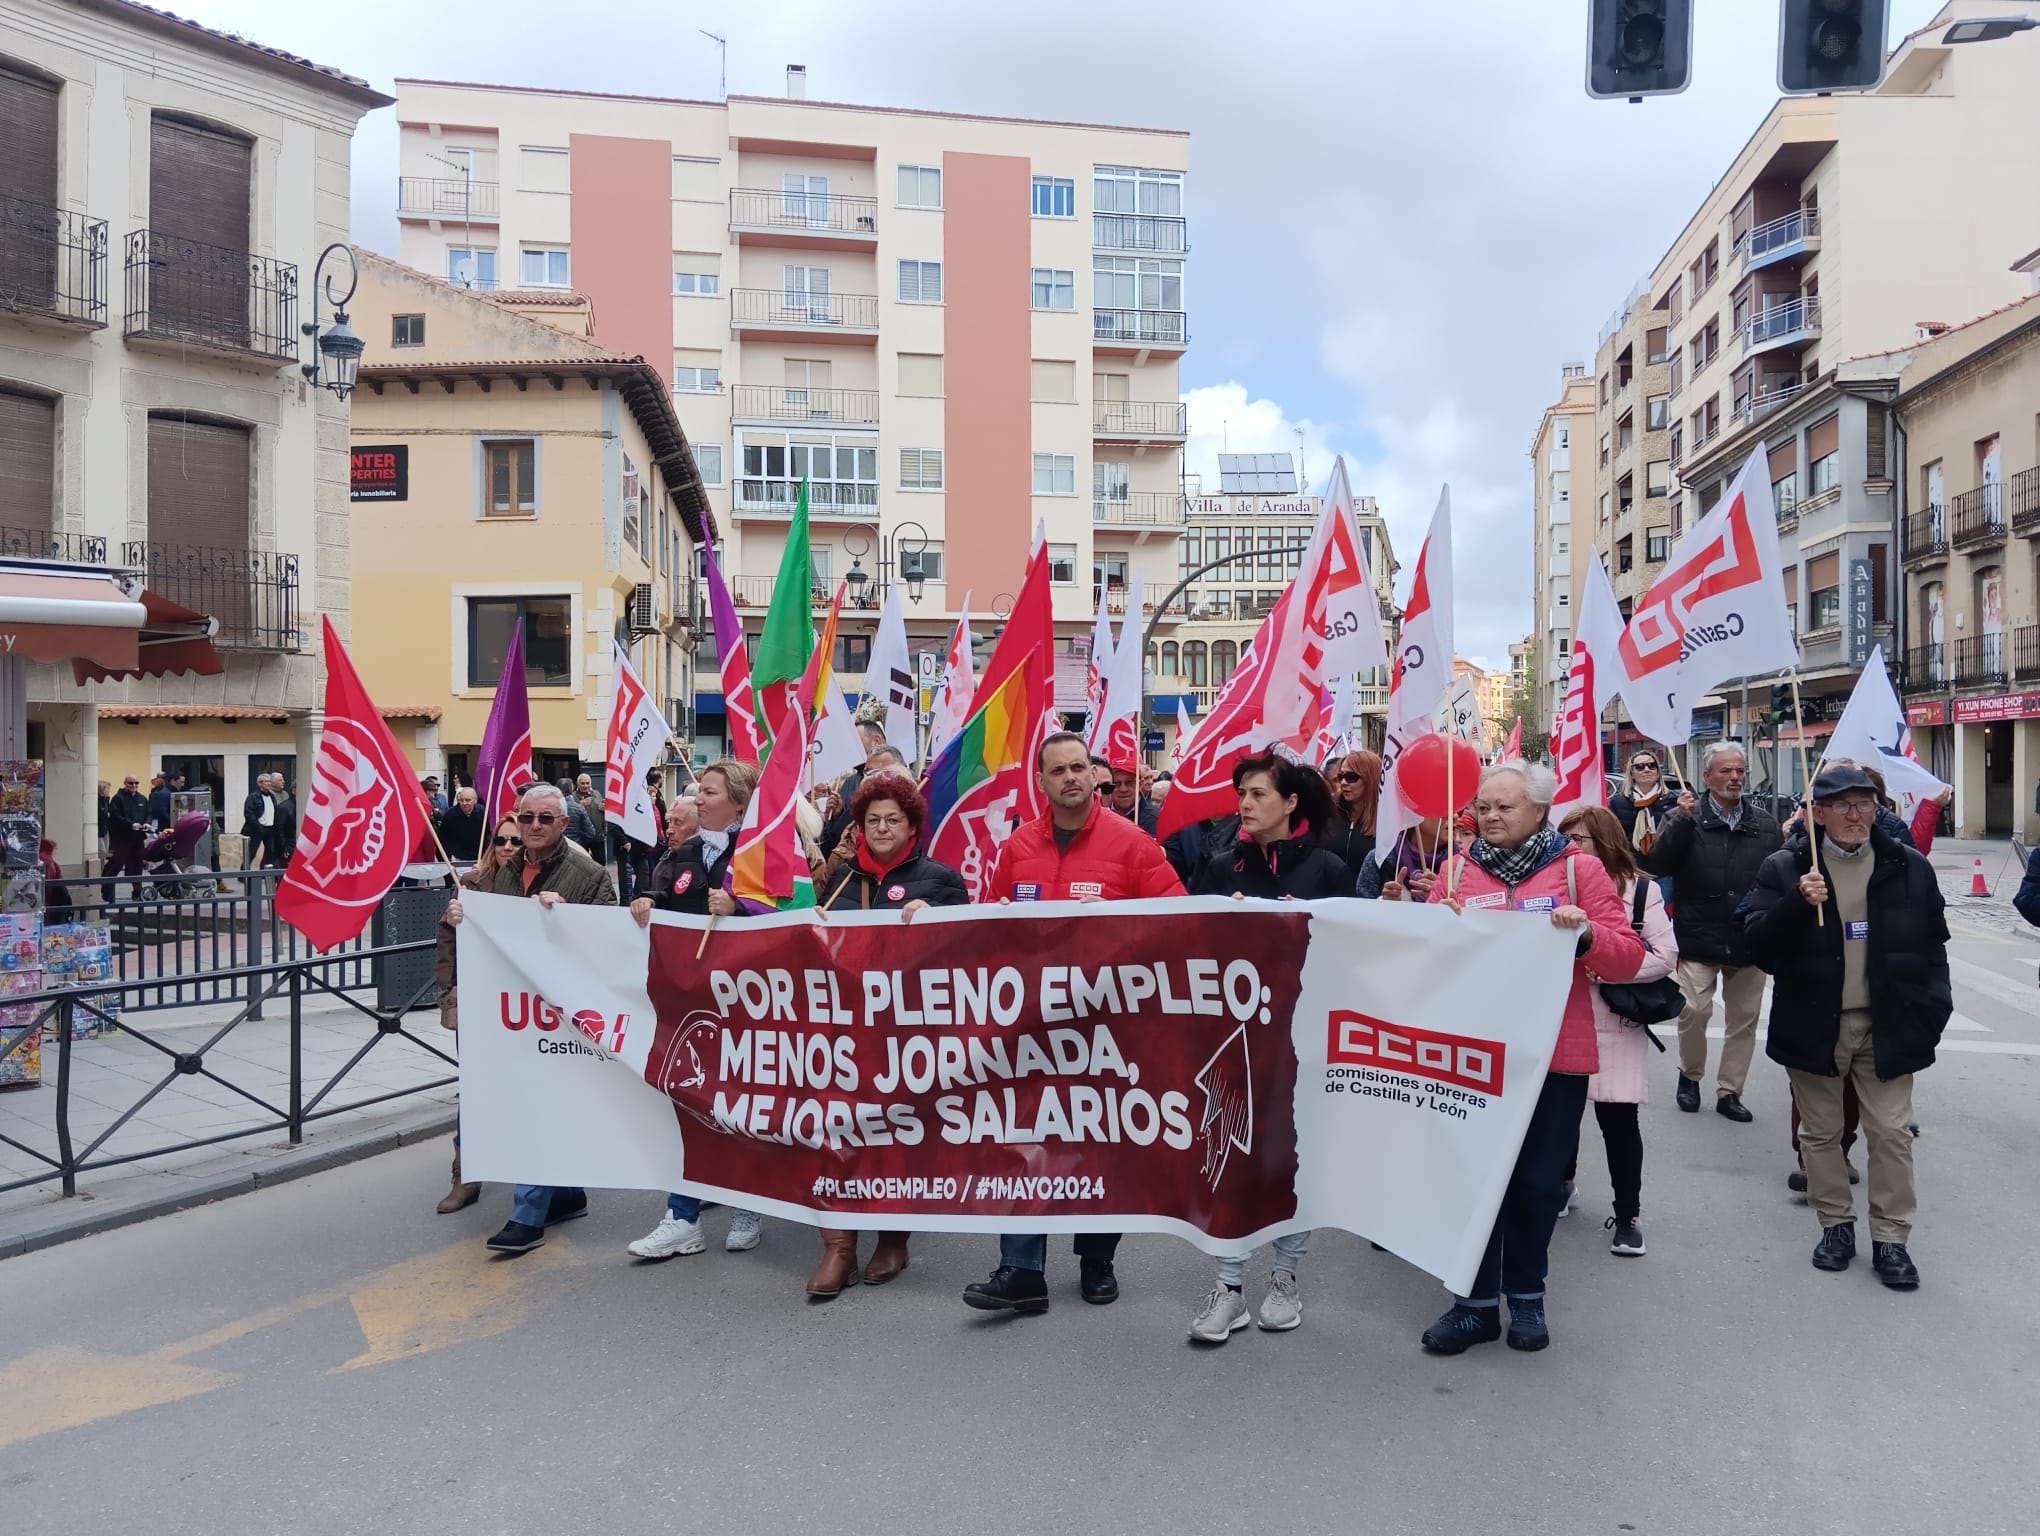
[1609,750,1672,857]
[1322,750,1381,886]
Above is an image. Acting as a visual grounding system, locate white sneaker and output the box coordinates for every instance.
[627,1213,705,1259]
[1257,1269,1302,1332]
[725,1209,763,1252]
[1188,1286,1250,1343]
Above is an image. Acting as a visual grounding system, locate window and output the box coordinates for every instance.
[1160,641,1179,675]
[1555,421,1569,450]
[673,254,721,295]
[897,164,942,208]
[834,632,873,674]
[740,433,877,508]
[391,313,424,347]
[484,440,537,517]
[897,353,943,397]
[1033,453,1076,495]
[0,389,56,532]
[1047,543,1078,584]
[899,448,943,490]
[1032,359,1076,400]
[1093,166,1182,217]
[621,455,643,554]
[1647,394,1668,431]
[1810,452,1840,495]
[673,365,721,393]
[671,155,719,200]
[1212,640,1238,685]
[1031,176,1075,217]
[1031,268,1075,310]
[897,260,942,303]
[1093,255,1182,312]
[1093,460,1129,511]
[448,247,496,289]
[1184,640,1208,687]
[695,444,723,486]
[1773,471,1798,511]
[1811,583,1842,630]
[468,596,571,688]
[519,146,569,192]
[1647,459,1670,497]
[1179,530,1201,575]
[148,414,249,561]
[1646,527,1670,563]
[520,246,570,287]
[898,543,944,583]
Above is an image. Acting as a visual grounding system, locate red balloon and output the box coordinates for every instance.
[1393,733,1482,818]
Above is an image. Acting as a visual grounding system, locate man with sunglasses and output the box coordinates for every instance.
[1741,765,1950,1289]
[445,781,617,1255]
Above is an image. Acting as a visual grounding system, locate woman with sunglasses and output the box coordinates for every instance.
[1322,751,1381,888]
[429,815,522,1214]
[1609,753,1671,858]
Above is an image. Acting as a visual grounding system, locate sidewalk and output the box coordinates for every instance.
[0,990,459,1258]
[1925,835,2035,938]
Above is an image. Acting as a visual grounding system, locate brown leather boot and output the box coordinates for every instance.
[805,1230,862,1298]
[435,1151,480,1214]
[863,1231,910,1285]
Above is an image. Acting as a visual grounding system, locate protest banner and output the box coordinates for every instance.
[457,893,1578,1295]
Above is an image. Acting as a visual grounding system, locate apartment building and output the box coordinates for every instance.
[1592,285,1674,621]
[391,71,1190,752]
[1149,454,1397,752]
[1529,367,1596,732]
[0,0,387,860]
[344,252,712,784]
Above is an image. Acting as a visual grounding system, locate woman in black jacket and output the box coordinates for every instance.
[1320,750,1380,886]
[1195,753,1352,901]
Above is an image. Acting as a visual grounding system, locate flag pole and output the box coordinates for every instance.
[694,913,718,959]
[1444,719,1461,900]
[1787,669,1825,929]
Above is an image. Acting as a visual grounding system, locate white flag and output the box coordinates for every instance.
[1550,553,1625,823]
[1329,671,1356,740]
[926,595,975,761]
[1257,456,1390,741]
[1170,701,1195,766]
[864,584,916,725]
[1619,451,1797,744]
[1081,584,1116,752]
[1824,645,1949,813]
[1375,488,1454,864]
[806,669,865,791]
[1096,562,1145,772]
[601,641,672,845]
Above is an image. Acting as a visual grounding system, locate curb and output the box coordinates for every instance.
[0,1105,457,1260]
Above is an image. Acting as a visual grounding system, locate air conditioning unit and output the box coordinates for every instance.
[629,582,658,636]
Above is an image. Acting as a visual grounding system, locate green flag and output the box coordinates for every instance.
[752,476,814,748]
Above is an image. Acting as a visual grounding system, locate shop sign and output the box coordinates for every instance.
[349,445,408,502]
[1905,701,1949,727]
[1950,692,2040,724]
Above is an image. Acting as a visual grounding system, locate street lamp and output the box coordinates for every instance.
[300,243,363,400]
[1943,15,2035,43]
[842,521,931,604]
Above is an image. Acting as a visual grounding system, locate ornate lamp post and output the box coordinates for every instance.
[300,243,364,400]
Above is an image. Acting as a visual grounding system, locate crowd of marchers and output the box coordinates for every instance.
[431,719,2040,1359]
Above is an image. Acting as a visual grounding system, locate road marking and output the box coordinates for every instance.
[334,1234,575,1372]
[1949,956,2040,1013]
[0,1348,234,1451]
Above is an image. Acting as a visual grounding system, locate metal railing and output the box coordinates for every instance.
[1732,378,1804,428]
[1739,206,1820,268]
[2011,465,2040,535]
[0,196,107,326]
[121,541,301,650]
[729,385,879,424]
[1093,399,1188,436]
[733,478,878,513]
[1949,483,2005,547]
[1093,212,1187,253]
[0,525,107,564]
[731,287,879,330]
[728,574,838,609]
[1900,644,1945,694]
[1093,307,1187,347]
[123,229,297,360]
[729,188,878,237]
[1744,296,1821,352]
[396,176,501,219]
[1094,491,1185,527]
[1902,508,1948,561]
[2014,625,2040,680]
[1951,634,2007,689]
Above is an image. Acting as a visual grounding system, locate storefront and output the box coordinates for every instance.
[1950,691,2040,838]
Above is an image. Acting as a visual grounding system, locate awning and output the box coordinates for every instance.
[72,587,224,685]
[0,570,146,672]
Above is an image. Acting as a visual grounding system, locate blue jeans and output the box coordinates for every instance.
[1216,1229,1311,1287]
[1459,1072,1590,1305]
[1000,1232,1121,1272]
[667,1193,761,1224]
[511,1184,582,1227]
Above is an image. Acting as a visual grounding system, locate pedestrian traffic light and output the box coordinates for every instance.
[1779,0,1889,94]
[1586,0,1694,99]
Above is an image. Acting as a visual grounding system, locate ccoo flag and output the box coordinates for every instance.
[602,642,673,844]
[1258,455,1389,742]
[1550,552,1625,823]
[1374,488,1456,864]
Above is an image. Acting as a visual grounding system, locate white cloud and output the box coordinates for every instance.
[1179,382,1344,498]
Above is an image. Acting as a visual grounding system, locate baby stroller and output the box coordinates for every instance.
[140,812,218,898]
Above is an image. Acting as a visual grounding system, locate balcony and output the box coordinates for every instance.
[1092,307,1187,356]
[1901,508,1948,564]
[730,287,878,344]
[1737,207,1821,274]
[728,574,835,611]
[396,177,501,223]
[2010,465,2040,537]
[1092,399,1188,442]
[1775,493,1799,535]
[121,542,300,651]
[1900,644,1945,695]
[122,230,296,362]
[1093,212,1187,254]
[1730,378,1805,430]
[1951,634,2008,690]
[1105,582,1188,620]
[0,526,107,565]
[0,198,108,329]
[1742,296,1820,358]
[728,188,878,251]
[2014,625,2040,681]
[1949,484,2005,552]
[1094,492,1185,528]
[729,385,879,426]
[733,476,879,521]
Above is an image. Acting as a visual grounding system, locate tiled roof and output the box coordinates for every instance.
[98,704,440,720]
[87,1,391,104]
[478,288,591,308]
[361,356,645,373]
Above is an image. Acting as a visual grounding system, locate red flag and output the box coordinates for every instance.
[1499,717,1522,762]
[276,618,436,953]
[1154,592,1292,843]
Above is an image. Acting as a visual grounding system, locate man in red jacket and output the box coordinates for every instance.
[963,732,1186,1315]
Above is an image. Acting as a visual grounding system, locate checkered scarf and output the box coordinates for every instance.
[1466,826,1567,889]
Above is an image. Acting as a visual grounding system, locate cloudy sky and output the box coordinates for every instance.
[176,0,1948,666]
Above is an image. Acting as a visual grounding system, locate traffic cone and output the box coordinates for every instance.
[1968,857,1990,898]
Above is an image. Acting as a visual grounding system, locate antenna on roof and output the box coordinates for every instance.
[699,30,726,101]
[1296,426,1307,497]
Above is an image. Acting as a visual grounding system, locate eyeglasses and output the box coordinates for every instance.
[494,835,522,848]
[864,814,909,831]
[1335,772,1362,783]
[515,811,561,826]
[1824,797,1878,818]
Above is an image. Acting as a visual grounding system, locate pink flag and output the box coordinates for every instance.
[1499,717,1522,763]
[1551,553,1625,823]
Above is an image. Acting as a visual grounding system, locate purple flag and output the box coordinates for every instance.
[703,541,761,765]
[477,623,534,824]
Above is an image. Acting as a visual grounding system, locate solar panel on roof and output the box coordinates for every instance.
[1216,452,1298,495]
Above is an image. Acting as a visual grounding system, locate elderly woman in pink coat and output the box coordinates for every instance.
[1557,804,1679,1258]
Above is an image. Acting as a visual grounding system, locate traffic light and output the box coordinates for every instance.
[1768,684,1792,725]
[1779,0,1889,94]
[1586,0,1694,99]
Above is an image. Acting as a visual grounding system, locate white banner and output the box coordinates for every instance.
[602,642,672,844]
[457,891,1578,1295]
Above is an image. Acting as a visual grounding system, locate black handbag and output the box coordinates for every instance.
[1594,879,1683,1037]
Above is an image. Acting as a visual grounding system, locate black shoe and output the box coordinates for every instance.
[962,1266,1049,1313]
[544,1190,589,1225]
[1715,1093,1753,1123]
[1675,1075,1701,1113]
[486,1220,546,1255]
[1606,1215,1646,1256]
[1812,1222,1856,1272]
[1848,1162,1861,1185]
[1420,1303,1501,1355]
[1505,1297,1549,1352]
[1079,1258,1120,1305]
[1787,1169,1809,1193]
[1872,1241,1919,1289]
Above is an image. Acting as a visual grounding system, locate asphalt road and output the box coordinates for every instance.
[3,916,2037,1536]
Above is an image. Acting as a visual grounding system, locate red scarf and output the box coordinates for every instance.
[853,834,914,884]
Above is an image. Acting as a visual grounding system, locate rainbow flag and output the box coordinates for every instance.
[729,584,845,911]
[923,661,1032,854]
